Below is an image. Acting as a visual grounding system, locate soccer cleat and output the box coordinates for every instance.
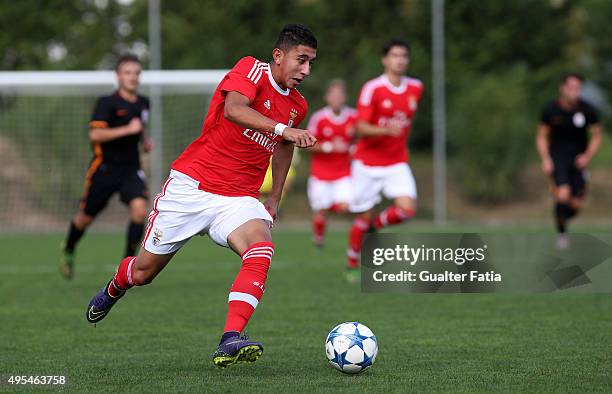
[85,281,124,324]
[313,236,324,251]
[344,267,360,284]
[556,233,570,250]
[59,244,74,280]
[212,334,264,368]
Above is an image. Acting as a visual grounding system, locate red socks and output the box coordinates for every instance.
[347,207,416,268]
[347,218,370,268]
[108,256,136,297]
[373,206,415,229]
[313,213,326,245]
[223,242,274,333]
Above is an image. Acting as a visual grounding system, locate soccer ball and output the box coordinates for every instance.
[325,322,378,374]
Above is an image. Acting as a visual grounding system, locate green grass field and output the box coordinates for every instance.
[1,226,611,392]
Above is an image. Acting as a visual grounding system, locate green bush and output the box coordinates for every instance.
[448,66,534,202]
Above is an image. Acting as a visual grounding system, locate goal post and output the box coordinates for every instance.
[0,70,226,232]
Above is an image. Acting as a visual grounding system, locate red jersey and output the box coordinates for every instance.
[354,74,423,166]
[172,56,307,197]
[307,106,357,180]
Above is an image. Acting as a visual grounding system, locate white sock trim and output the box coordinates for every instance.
[228,291,259,309]
[126,257,136,285]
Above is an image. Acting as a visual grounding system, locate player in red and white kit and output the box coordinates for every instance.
[306,79,356,248]
[346,38,423,279]
[84,24,317,367]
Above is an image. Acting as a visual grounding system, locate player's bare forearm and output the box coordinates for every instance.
[140,128,153,152]
[225,91,316,147]
[307,141,331,153]
[535,123,551,161]
[584,123,603,160]
[89,117,142,143]
[270,141,294,200]
[89,126,133,143]
[356,120,396,137]
[225,91,278,133]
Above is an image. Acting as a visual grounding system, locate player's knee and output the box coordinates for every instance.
[131,267,154,286]
[130,210,147,223]
[334,203,349,213]
[355,210,372,221]
[570,199,582,211]
[555,187,571,203]
[74,212,94,229]
[129,200,148,222]
[395,199,417,214]
[228,219,273,254]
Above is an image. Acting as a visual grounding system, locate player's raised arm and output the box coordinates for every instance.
[224,91,316,148]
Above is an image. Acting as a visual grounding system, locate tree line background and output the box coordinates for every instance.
[2,0,612,207]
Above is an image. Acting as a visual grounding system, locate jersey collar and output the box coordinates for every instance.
[267,66,290,96]
[325,106,349,125]
[381,74,408,94]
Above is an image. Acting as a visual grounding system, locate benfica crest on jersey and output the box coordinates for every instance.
[408,95,418,111]
[288,108,298,127]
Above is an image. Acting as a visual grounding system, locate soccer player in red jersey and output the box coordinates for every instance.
[346,39,424,279]
[306,79,356,248]
[85,24,317,367]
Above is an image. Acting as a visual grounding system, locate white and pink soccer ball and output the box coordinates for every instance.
[325,322,378,374]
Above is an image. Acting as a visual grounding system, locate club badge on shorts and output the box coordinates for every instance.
[152,228,163,246]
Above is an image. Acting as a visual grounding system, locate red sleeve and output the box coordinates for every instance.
[416,83,425,102]
[220,56,259,102]
[293,99,308,129]
[357,84,376,123]
[307,110,322,137]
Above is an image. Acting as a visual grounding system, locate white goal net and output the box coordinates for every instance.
[0,70,225,232]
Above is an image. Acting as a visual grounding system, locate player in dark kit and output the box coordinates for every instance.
[59,55,152,279]
[536,73,602,249]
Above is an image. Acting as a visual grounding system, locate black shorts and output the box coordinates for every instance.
[551,154,587,197]
[80,163,148,217]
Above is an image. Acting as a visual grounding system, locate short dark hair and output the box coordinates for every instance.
[115,54,141,72]
[326,78,346,92]
[274,24,317,51]
[382,38,410,56]
[561,72,584,84]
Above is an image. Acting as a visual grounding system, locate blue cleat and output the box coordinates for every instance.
[85,281,124,324]
[211,333,264,367]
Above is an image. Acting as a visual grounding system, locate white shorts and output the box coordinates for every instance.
[142,170,273,254]
[307,176,351,211]
[349,160,417,213]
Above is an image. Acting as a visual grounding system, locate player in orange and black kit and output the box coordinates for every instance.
[59,55,152,279]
